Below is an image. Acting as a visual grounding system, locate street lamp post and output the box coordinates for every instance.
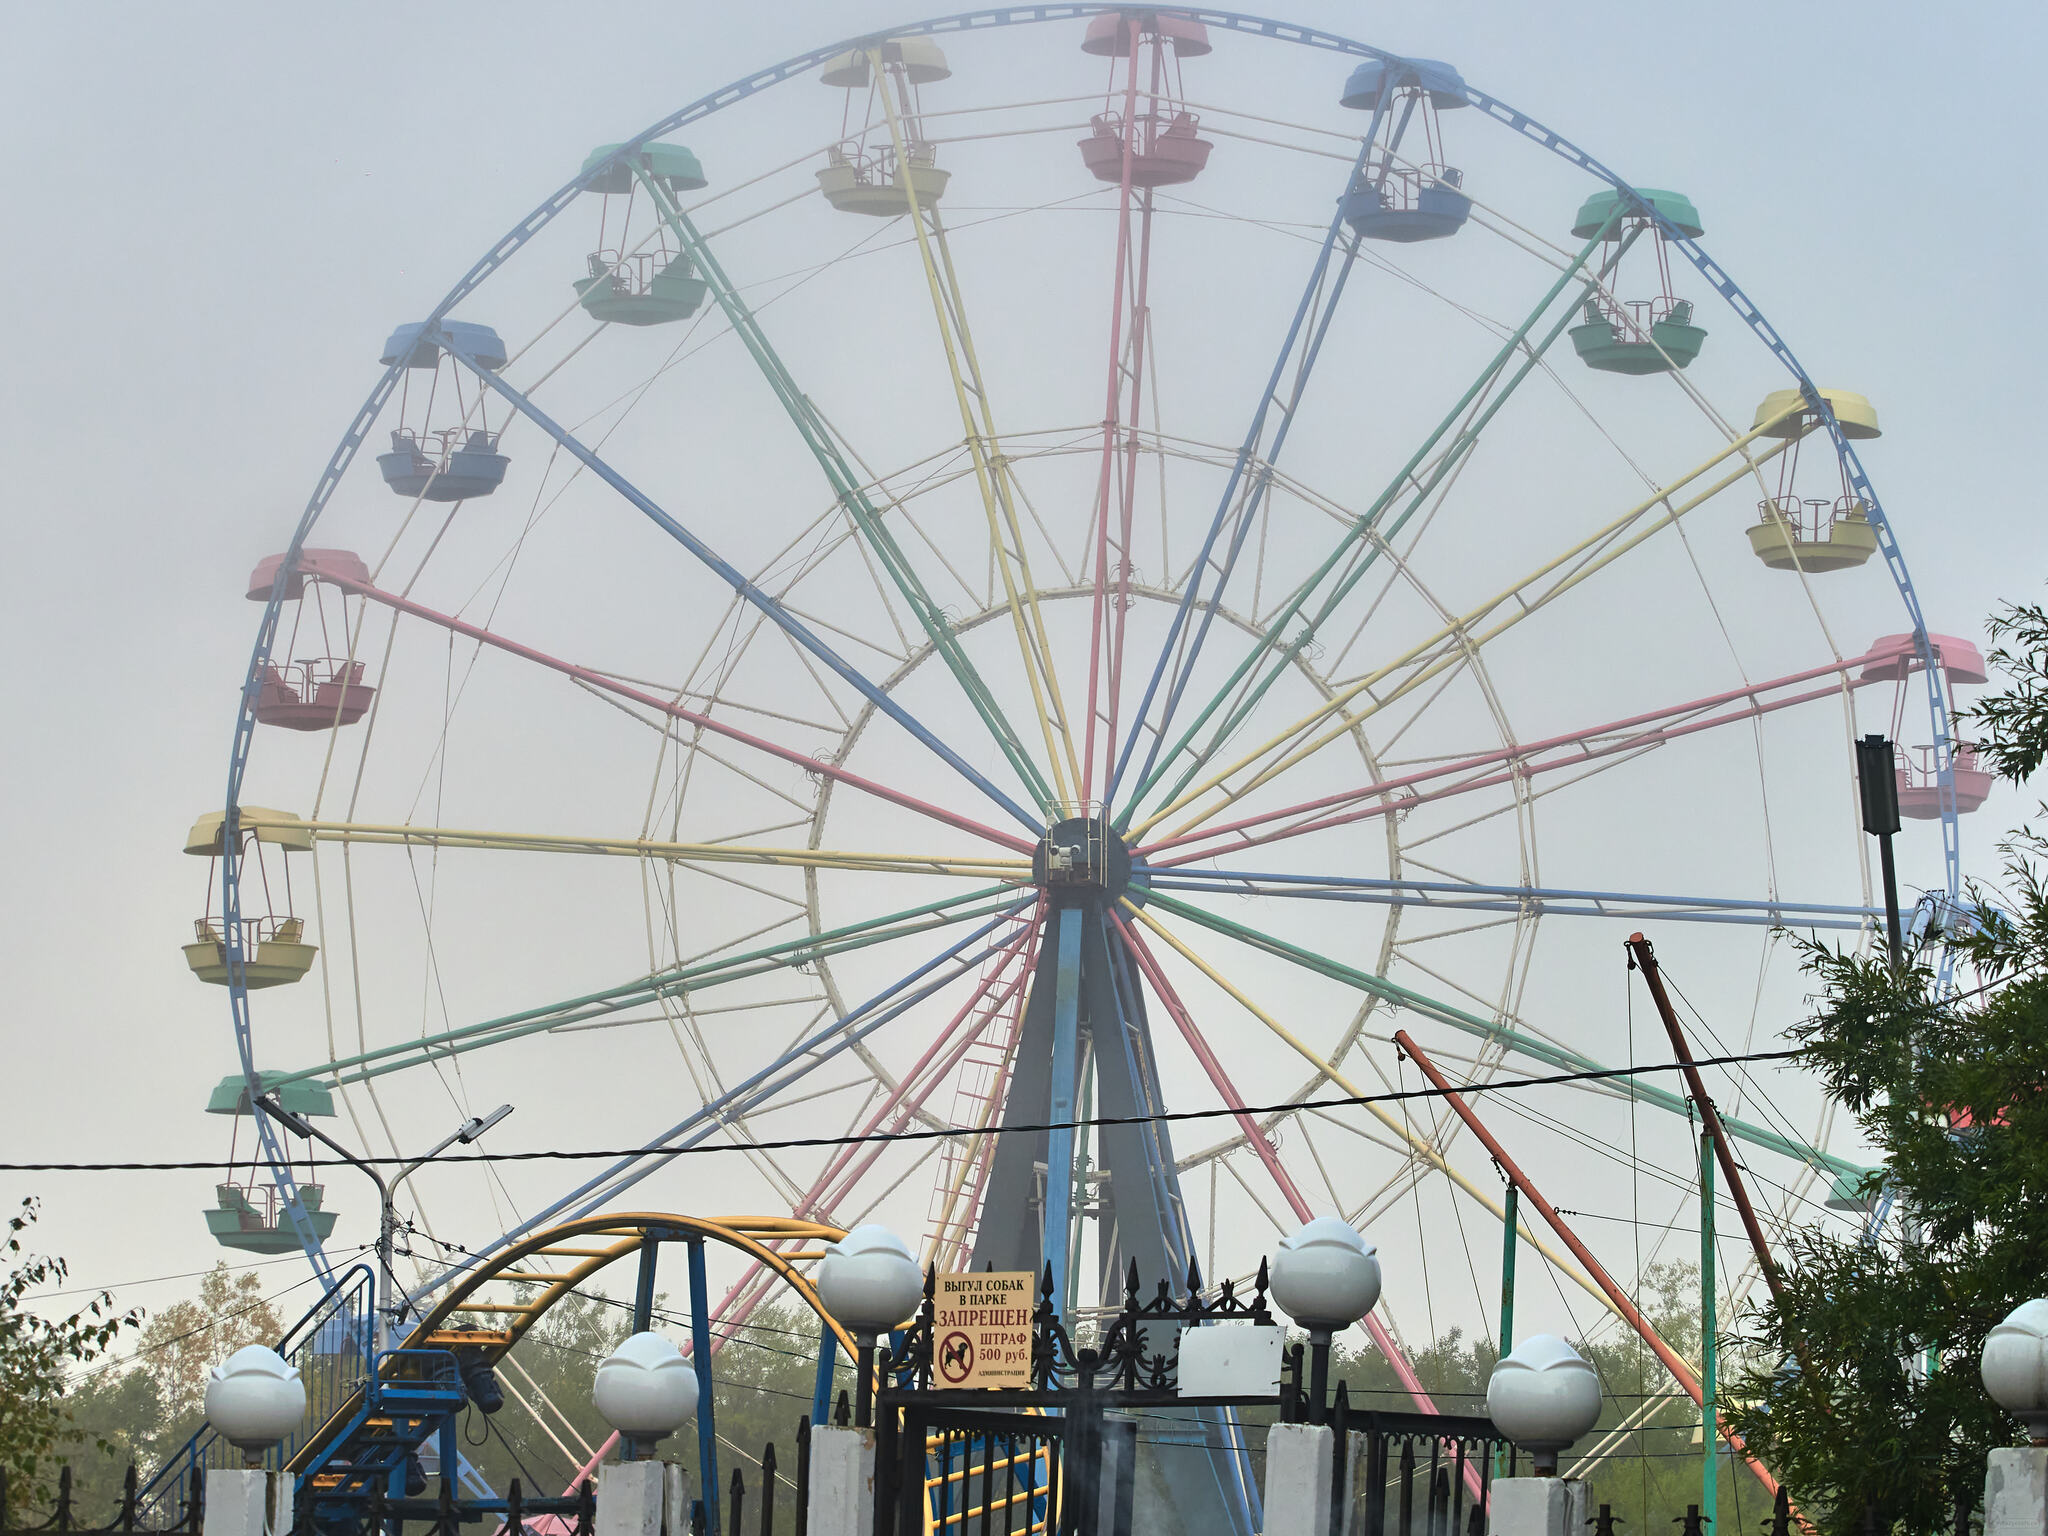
[1854,732,1906,970]
[814,1224,924,1429]
[256,1095,512,1350]
[1268,1217,1382,1424]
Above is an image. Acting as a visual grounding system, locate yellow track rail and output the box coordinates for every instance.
[288,1212,855,1476]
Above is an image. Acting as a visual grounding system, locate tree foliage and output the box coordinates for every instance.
[1722,597,2048,1535]
[135,1261,284,1428]
[0,1200,140,1518]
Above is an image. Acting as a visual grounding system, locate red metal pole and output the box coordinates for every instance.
[1392,1029,1787,1503]
[1142,649,1885,863]
[1081,24,1146,799]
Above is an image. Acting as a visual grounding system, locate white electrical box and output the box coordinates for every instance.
[1176,1322,1285,1398]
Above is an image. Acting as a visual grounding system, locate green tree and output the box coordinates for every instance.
[133,1261,284,1432]
[1722,598,2048,1536]
[0,1199,140,1519]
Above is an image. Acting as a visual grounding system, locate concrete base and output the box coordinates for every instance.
[1491,1477,1583,1536]
[807,1425,877,1536]
[597,1460,689,1536]
[1263,1423,1335,1535]
[201,1469,288,1536]
[1562,1478,1590,1536]
[1987,1447,2048,1536]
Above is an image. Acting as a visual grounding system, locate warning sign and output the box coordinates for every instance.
[933,1270,1035,1388]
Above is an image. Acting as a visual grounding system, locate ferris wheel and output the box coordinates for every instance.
[193,2,1981,1471]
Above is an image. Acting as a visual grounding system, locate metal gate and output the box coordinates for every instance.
[875,1402,1142,1536]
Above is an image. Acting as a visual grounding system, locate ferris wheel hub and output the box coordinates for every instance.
[1032,811,1132,903]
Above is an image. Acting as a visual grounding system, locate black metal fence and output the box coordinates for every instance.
[0,1468,201,1536]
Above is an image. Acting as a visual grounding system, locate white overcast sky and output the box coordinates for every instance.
[2,0,2044,1341]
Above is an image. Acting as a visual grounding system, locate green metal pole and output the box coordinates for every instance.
[1499,1181,1519,1354]
[1701,1128,1718,1535]
[1497,1180,1519,1477]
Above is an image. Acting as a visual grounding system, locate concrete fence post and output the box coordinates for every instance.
[806,1425,877,1536]
[1489,1476,1587,1536]
[1263,1422,1335,1535]
[1986,1448,2048,1536]
[200,1470,288,1536]
[597,1460,671,1536]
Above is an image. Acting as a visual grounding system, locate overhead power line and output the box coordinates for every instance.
[4,1048,1804,1173]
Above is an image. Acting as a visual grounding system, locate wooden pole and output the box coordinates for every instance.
[1626,933,1787,1306]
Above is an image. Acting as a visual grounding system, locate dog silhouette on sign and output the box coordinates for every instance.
[939,1332,975,1382]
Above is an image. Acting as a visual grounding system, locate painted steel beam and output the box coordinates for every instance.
[1144,889,1865,1179]
[436,328,1044,835]
[1147,869,1884,931]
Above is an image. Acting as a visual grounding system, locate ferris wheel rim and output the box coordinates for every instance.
[216,6,1957,1311]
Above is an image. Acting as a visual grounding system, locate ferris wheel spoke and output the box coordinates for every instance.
[409,897,1036,1301]
[807,919,1041,1218]
[1117,898,1618,1327]
[617,175,1058,814]
[700,920,1043,1317]
[432,331,1046,833]
[869,69,1086,805]
[1108,134,1380,817]
[1131,404,1815,845]
[505,900,1036,1260]
[1147,866,1879,931]
[281,881,1024,1092]
[1081,43,1163,802]
[1112,910,1480,1419]
[1118,221,1624,833]
[1145,640,1880,869]
[1139,889,1861,1188]
[297,819,1029,880]
[326,565,1036,854]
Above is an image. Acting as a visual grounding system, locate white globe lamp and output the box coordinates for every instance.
[1486,1335,1603,1475]
[593,1332,699,1458]
[1982,1299,2048,1444]
[204,1345,307,1467]
[815,1225,924,1427]
[1269,1217,1381,1421]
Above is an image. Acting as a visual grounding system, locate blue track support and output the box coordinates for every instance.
[405,902,1032,1308]
[1108,133,1381,819]
[632,1237,661,1337]
[811,1323,839,1427]
[433,332,1042,837]
[688,1238,721,1536]
[1042,908,1085,1318]
[1149,868,1887,930]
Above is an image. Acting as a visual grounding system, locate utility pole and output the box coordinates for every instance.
[258,1096,512,1349]
[1854,733,1906,971]
[1626,936,1784,1306]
